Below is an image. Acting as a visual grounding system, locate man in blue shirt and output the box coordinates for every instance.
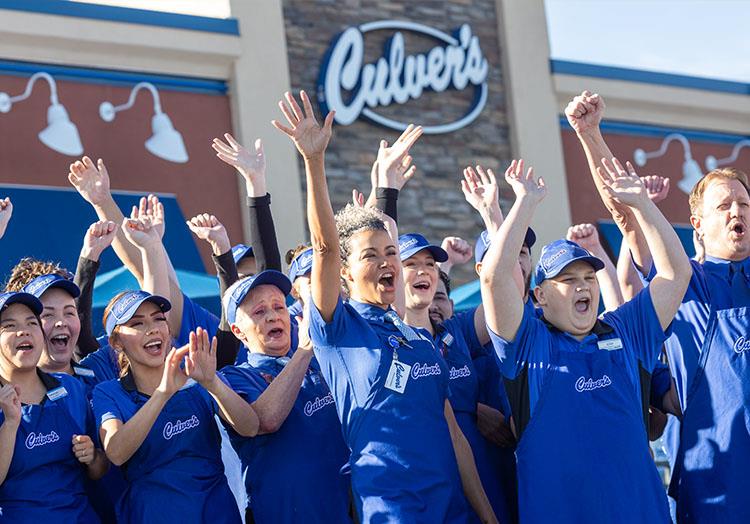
[481,158,691,523]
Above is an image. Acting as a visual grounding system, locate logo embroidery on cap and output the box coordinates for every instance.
[25,275,55,295]
[544,248,568,270]
[575,374,612,393]
[114,293,142,316]
[449,365,471,380]
[411,362,442,379]
[304,392,335,416]
[163,415,200,440]
[733,337,750,354]
[400,237,420,251]
[25,431,60,450]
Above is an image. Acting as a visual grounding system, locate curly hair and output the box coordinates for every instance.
[334,205,386,263]
[285,243,311,266]
[5,257,72,292]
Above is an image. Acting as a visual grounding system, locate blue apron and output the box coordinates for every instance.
[0,374,99,523]
[222,355,351,524]
[516,342,670,523]
[670,305,750,523]
[116,382,240,524]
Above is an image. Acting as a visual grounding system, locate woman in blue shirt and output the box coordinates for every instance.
[0,292,107,523]
[272,90,496,523]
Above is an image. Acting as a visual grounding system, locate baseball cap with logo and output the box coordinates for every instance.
[288,248,314,282]
[105,291,171,336]
[0,292,43,316]
[474,227,537,264]
[534,239,604,286]
[22,274,80,299]
[398,233,448,262]
[224,270,292,325]
[231,244,255,265]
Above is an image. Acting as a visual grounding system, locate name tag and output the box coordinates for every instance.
[384,360,411,394]
[598,338,623,351]
[46,386,68,401]
[73,366,95,378]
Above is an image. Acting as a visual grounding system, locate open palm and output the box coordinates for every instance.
[598,158,648,207]
[272,91,334,159]
[68,157,111,206]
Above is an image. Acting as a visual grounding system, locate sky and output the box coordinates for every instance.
[72,0,749,83]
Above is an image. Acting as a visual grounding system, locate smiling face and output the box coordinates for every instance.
[534,260,600,339]
[0,303,45,373]
[342,229,400,308]
[111,302,171,371]
[402,249,438,311]
[38,288,80,370]
[691,178,750,261]
[232,284,291,357]
[429,278,454,324]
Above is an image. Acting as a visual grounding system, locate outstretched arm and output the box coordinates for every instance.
[121,214,171,305]
[272,91,338,321]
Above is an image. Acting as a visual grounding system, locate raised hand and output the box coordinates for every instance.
[296,310,312,352]
[441,236,473,267]
[183,328,218,387]
[597,158,649,208]
[504,159,546,203]
[351,189,366,208]
[641,175,671,204]
[0,384,21,425]
[566,223,602,254]
[212,134,267,197]
[462,165,500,212]
[186,213,230,255]
[68,157,111,206]
[272,90,334,160]
[81,220,117,261]
[375,124,422,190]
[132,195,165,239]
[0,197,13,239]
[564,90,605,135]
[71,434,96,465]
[121,215,160,250]
[157,346,189,397]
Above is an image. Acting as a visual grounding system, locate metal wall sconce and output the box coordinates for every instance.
[705,140,750,171]
[99,82,188,164]
[633,134,703,194]
[0,72,84,156]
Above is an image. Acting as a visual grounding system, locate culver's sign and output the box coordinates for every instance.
[318,21,489,134]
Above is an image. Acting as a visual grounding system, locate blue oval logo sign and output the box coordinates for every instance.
[318,21,489,134]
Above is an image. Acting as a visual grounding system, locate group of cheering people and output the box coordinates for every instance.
[0,88,747,524]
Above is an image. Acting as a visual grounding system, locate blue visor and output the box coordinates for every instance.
[105,291,171,336]
[231,244,254,265]
[224,270,292,325]
[23,273,80,299]
[288,248,313,282]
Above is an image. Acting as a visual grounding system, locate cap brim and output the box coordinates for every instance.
[401,245,449,263]
[545,255,605,280]
[1,292,43,316]
[524,228,537,249]
[43,279,81,299]
[232,245,254,264]
[107,295,172,335]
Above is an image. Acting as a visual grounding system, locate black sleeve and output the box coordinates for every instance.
[213,250,241,366]
[375,187,399,224]
[247,193,281,272]
[73,257,101,359]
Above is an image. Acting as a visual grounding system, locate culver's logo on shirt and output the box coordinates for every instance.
[319,21,489,134]
[25,430,60,450]
[575,374,612,393]
[304,392,335,417]
[411,362,442,379]
[733,336,750,354]
[163,415,200,440]
[449,365,471,380]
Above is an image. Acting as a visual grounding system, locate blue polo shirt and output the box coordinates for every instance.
[176,295,219,347]
[309,297,469,523]
[80,341,119,383]
[220,353,351,523]
[0,371,100,523]
[91,374,240,524]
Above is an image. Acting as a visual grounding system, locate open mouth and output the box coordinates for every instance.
[574,297,591,314]
[730,222,746,238]
[16,341,34,352]
[50,334,70,351]
[267,327,285,340]
[378,272,395,291]
[143,339,163,356]
[412,281,431,292]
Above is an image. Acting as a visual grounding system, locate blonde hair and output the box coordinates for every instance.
[689,168,750,217]
[5,258,71,292]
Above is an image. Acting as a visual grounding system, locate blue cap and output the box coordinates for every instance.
[231,244,254,265]
[22,274,80,299]
[399,233,448,262]
[105,291,171,336]
[224,270,292,325]
[288,248,313,282]
[534,239,605,285]
[0,292,43,316]
[474,227,537,264]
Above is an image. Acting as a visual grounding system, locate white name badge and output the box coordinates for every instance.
[384,360,411,394]
[598,338,623,351]
[73,366,95,378]
[47,386,68,401]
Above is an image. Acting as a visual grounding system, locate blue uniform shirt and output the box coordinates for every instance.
[91,373,240,524]
[309,297,469,523]
[80,339,119,383]
[220,352,351,524]
[176,294,219,347]
[0,371,100,523]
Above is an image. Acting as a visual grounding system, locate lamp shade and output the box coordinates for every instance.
[145,112,188,163]
[38,103,84,156]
